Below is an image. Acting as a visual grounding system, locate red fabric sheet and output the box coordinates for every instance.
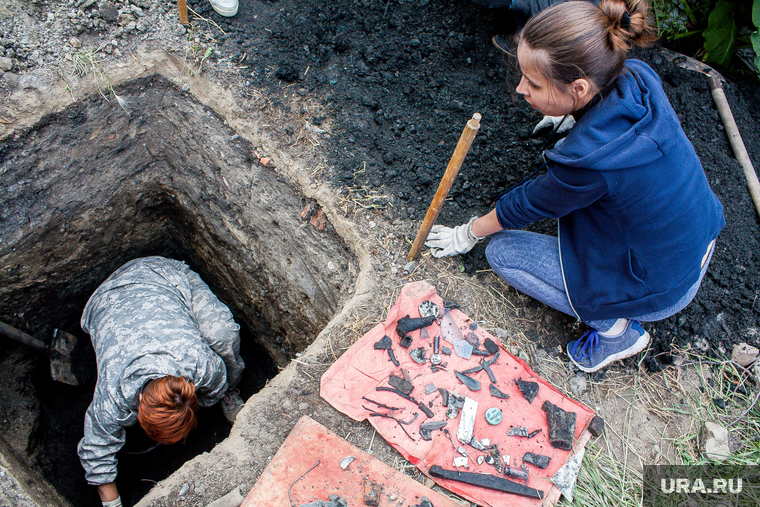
[320,281,596,507]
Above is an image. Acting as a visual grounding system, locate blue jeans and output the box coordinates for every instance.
[484,230,714,334]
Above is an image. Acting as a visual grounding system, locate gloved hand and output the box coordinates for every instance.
[425,217,484,258]
[103,497,122,507]
[533,115,575,135]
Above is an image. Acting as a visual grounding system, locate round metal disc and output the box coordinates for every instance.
[485,407,503,425]
[430,354,442,365]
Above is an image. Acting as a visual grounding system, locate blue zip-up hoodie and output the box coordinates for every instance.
[495,59,725,322]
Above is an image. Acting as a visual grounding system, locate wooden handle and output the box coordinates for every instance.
[407,113,481,260]
[707,73,760,218]
[178,0,188,25]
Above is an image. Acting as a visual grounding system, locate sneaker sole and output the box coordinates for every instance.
[569,330,651,373]
[211,4,238,16]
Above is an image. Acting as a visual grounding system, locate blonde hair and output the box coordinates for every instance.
[518,0,657,93]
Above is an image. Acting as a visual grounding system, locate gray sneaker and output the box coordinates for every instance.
[567,320,651,373]
[221,389,245,422]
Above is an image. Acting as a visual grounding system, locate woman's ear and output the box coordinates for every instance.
[571,78,593,103]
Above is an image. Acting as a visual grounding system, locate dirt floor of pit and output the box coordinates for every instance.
[1,0,759,506]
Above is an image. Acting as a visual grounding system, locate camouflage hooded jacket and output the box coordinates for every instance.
[76,256,245,485]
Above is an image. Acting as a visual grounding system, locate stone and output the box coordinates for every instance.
[731,342,759,367]
[0,57,12,72]
[569,374,587,396]
[700,421,731,462]
[68,37,82,49]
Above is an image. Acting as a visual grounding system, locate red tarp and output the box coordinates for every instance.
[320,281,596,507]
[242,415,462,507]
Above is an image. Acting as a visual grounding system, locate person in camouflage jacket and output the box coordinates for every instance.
[77,256,245,507]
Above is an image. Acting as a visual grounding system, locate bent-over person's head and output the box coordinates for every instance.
[517,0,656,100]
[138,376,200,444]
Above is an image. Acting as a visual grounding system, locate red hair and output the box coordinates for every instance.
[138,376,200,444]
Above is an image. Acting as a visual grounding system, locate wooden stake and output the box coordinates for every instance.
[178,0,188,25]
[407,113,481,261]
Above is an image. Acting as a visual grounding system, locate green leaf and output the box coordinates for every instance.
[752,30,760,72]
[703,0,737,67]
[754,0,760,29]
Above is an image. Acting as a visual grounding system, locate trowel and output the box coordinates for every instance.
[0,321,81,385]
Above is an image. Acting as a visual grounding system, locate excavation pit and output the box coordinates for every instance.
[0,75,356,506]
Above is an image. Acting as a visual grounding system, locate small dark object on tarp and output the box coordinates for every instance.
[389,374,414,395]
[465,332,479,348]
[528,429,542,439]
[484,338,499,355]
[396,315,436,349]
[438,387,449,406]
[489,446,503,473]
[441,346,452,355]
[523,452,551,469]
[481,358,496,383]
[363,479,383,506]
[419,420,448,440]
[471,349,490,356]
[300,494,349,507]
[412,497,434,507]
[446,391,465,419]
[489,384,510,400]
[588,415,605,437]
[374,335,400,366]
[428,465,544,500]
[516,378,539,404]
[455,370,481,391]
[508,426,529,437]
[410,347,427,364]
[542,400,577,451]
[419,301,440,319]
[505,465,529,481]
[461,364,483,375]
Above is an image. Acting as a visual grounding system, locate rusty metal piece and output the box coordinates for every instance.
[418,301,439,318]
[489,384,510,400]
[465,332,479,348]
[542,400,576,451]
[523,452,551,469]
[389,374,414,395]
[446,391,464,419]
[410,347,427,364]
[288,460,321,507]
[528,429,542,439]
[505,465,529,481]
[455,370,481,391]
[588,415,605,437]
[481,358,496,383]
[461,364,483,375]
[508,426,529,437]
[486,351,500,365]
[484,337,499,355]
[397,315,436,335]
[419,420,447,441]
[516,378,539,404]
[363,479,382,506]
[429,466,544,500]
[438,387,449,406]
[472,349,490,357]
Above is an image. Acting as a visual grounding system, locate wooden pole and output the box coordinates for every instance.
[407,113,481,261]
[707,73,760,219]
[178,0,188,25]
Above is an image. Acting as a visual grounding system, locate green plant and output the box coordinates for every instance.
[752,0,760,71]
[72,47,129,111]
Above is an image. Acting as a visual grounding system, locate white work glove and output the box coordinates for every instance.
[425,217,484,258]
[533,115,575,134]
[103,497,122,507]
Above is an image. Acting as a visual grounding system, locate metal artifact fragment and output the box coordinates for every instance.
[542,400,577,451]
[505,465,529,481]
[484,338,499,355]
[441,346,452,356]
[489,384,510,399]
[410,347,427,364]
[420,328,429,339]
[465,332,480,348]
[516,378,539,404]
[453,456,469,468]
[508,426,529,437]
[419,420,447,441]
[363,479,382,506]
[471,349,490,357]
[445,391,465,419]
[468,436,489,451]
[397,315,436,335]
[477,456,484,465]
[373,335,399,366]
[430,335,441,366]
[523,452,551,469]
[457,397,478,444]
[481,358,496,383]
[455,370,481,391]
[428,466,544,500]
[438,387,449,406]
[411,496,434,507]
[452,340,473,359]
[528,429,542,438]
[489,447,503,474]
[418,301,440,319]
[461,364,483,375]
[551,448,585,501]
[457,446,468,457]
[389,374,414,395]
[289,460,321,507]
[425,383,437,395]
[486,351,500,364]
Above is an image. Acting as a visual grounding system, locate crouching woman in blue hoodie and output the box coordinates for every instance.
[425,0,725,372]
